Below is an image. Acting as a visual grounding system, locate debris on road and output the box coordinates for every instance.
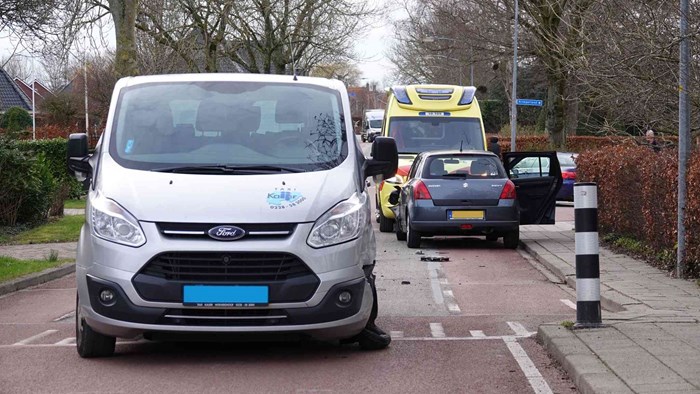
[401,280,411,285]
[420,256,450,262]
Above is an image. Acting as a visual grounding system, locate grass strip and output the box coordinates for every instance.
[0,255,72,282]
[4,215,84,245]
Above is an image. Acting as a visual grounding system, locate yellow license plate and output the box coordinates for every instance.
[450,210,485,220]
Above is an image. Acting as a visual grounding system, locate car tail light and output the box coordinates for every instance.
[562,170,576,180]
[499,180,516,200]
[414,180,432,200]
[379,180,385,192]
[460,224,473,230]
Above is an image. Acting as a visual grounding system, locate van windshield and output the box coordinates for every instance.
[108,82,347,172]
[369,119,382,128]
[388,117,483,154]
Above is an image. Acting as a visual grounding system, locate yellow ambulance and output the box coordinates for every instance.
[375,85,487,232]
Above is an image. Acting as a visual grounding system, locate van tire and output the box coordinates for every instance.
[76,294,115,358]
[406,215,421,248]
[378,210,393,233]
[503,230,519,249]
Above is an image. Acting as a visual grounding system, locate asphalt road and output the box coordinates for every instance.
[0,142,578,393]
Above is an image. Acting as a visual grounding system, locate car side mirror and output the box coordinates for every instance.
[67,133,92,179]
[364,137,398,179]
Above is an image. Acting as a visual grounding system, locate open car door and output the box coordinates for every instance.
[503,152,563,225]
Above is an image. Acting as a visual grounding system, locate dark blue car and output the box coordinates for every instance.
[390,151,562,249]
[556,152,577,201]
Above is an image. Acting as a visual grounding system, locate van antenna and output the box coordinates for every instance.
[289,35,298,81]
[460,140,463,152]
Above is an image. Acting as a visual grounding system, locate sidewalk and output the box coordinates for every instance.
[521,222,700,394]
[0,242,77,261]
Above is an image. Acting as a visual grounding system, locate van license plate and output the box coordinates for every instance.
[449,210,484,220]
[183,285,269,307]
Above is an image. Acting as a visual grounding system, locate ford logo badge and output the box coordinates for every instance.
[207,225,246,241]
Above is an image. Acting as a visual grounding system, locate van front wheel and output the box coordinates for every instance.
[76,294,115,358]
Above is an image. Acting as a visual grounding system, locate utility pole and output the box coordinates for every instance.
[31,79,36,140]
[677,0,690,278]
[84,57,89,137]
[510,0,519,152]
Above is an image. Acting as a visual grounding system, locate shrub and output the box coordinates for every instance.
[16,138,82,215]
[0,107,32,133]
[577,145,698,278]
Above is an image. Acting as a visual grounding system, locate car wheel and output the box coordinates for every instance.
[486,234,499,242]
[76,293,116,358]
[396,216,407,241]
[361,136,366,142]
[503,229,520,249]
[406,214,421,249]
[378,209,394,233]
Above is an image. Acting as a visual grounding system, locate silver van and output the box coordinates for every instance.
[67,74,398,357]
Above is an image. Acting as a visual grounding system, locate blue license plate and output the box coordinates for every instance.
[183,285,269,306]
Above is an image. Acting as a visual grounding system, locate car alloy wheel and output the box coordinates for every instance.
[406,214,421,248]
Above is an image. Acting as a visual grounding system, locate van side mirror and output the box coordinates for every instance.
[364,137,398,179]
[67,133,92,179]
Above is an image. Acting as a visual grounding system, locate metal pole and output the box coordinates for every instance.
[31,79,36,140]
[510,0,519,152]
[470,45,474,86]
[574,182,602,327]
[678,0,690,278]
[84,58,89,136]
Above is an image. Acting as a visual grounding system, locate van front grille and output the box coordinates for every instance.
[159,308,288,326]
[140,252,312,282]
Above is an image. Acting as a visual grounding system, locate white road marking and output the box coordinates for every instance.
[54,337,76,345]
[560,299,577,310]
[470,330,486,338]
[507,321,530,337]
[447,303,461,313]
[442,290,454,298]
[52,311,75,322]
[427,262,445,305]
[13,330,59,345]
[390,331,404,339]
[503,337,554,394]
[430,322,446,338]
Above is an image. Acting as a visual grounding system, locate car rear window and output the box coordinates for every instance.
[423,155,504,179]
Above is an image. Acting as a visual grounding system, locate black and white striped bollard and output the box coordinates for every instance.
[574,182,602,327]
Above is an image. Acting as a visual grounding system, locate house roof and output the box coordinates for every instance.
[13,78,53,107]
[0,67,32,112]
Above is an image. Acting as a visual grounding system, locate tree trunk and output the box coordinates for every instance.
[545,71,566,148]
[564,77,579,137]
[108,0,140,78]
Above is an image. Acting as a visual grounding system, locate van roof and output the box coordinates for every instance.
[115,73,346,92]
[389,84,476,111]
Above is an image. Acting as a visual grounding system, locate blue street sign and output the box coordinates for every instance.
[348,92,356,97]
[516,99,543,107]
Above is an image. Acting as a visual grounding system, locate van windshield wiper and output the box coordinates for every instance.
[151,164,306,174]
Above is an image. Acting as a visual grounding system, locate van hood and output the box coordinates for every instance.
[96,158,357,224]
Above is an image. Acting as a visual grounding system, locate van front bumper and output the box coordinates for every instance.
[82,274,372,340]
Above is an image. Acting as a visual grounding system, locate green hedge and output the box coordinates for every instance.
[577,145,698,278]
[0,138,80,225]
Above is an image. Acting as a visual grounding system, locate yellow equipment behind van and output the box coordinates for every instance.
[375,84,487,232]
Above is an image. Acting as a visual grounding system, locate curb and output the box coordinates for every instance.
[520,240,627,312]
[538,324,633,394]
[0,263,75,297]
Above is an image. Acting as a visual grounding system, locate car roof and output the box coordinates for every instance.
[420,150,499,158]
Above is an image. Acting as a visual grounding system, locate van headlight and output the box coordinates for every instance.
[307,192,369,248]
[89,194,146,247]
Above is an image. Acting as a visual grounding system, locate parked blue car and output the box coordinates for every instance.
[556,152,577,201]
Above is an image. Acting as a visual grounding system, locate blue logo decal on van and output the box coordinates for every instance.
[267,188,306,210]
[207,225,246,241]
